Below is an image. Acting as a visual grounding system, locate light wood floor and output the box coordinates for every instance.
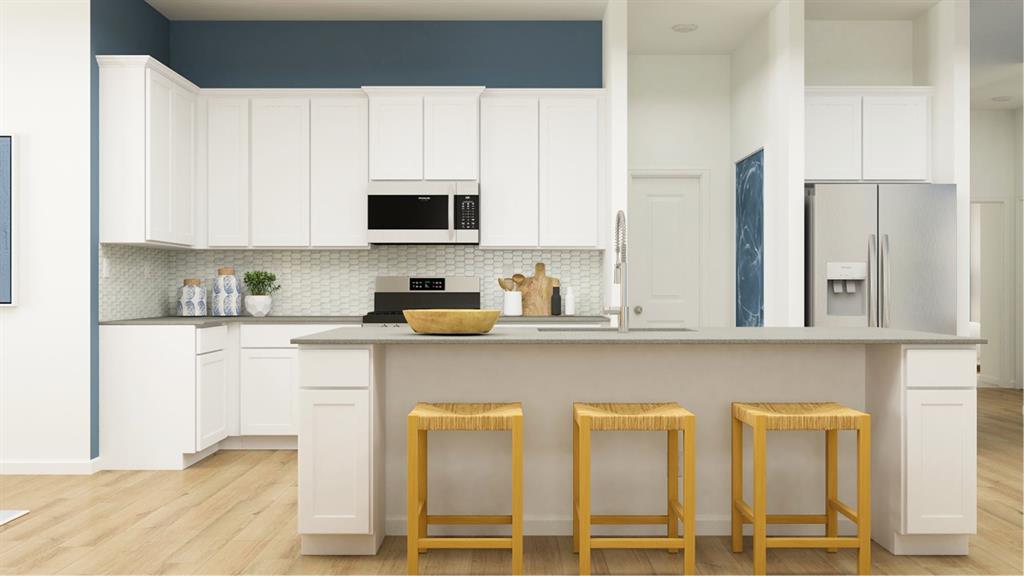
[1,389,1020,575]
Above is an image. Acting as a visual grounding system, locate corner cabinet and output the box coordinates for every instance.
[99,56,198,246]
[805,88,930,182]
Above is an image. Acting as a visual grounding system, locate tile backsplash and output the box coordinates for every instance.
[99,244,605,321]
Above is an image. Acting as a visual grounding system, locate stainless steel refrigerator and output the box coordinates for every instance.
[805,183,956,333]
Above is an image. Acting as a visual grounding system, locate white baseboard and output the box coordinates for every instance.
[0,456,102,475]
[218,435,297,450]
[384,514,858,537]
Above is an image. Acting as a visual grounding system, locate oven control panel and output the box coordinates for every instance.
[409,278,446,291]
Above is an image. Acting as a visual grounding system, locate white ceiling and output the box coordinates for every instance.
[145,0,609,21]
[805,0,938,21]
[627,0,775,54]
[971,0,1023,110]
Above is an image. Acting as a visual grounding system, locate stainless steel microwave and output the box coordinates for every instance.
[367,180,479,244]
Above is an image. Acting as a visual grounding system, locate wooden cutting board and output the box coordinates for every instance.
[520,263,558,316]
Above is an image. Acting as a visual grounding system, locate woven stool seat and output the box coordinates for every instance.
[574,402,693,431]
[409,402,522,431]
[732,402,867,431]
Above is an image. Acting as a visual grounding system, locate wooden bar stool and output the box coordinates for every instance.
[731,402,871,575]
[573,402,696,575]
[406,402,523,575]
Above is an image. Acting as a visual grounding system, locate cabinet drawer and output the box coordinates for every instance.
[196,325,227,354]
[905,349,976,389]
[240,324,351,348]
[300,348,371,389]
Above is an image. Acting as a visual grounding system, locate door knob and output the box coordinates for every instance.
[633,305,643,315]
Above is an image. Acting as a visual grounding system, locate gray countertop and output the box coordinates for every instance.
[293,325,984,346]
[99,315,610,328]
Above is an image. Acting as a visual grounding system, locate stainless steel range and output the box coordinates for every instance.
[361,276,481,325]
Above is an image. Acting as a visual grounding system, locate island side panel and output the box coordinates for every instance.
[381,343,868,538]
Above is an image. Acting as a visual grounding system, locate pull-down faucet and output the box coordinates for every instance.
[614,210,628,333]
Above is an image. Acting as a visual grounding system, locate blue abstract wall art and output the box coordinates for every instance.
[736,149,763,327]
[1,136,11,305]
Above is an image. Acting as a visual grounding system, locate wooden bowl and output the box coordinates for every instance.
[403,309,501,335]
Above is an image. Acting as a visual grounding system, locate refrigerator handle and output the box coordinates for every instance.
[868,234,877,327]
[882,234,893,328]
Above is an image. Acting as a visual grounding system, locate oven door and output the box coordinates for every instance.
[367,193,454,243]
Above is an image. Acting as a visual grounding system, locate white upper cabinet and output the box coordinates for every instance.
[805,88,930,182]
[424,93,480,180]
[805,95,862,181]
[862,94,930,181]
[99,56,198,246]
[311,96,369,247]
[206,97,250,247]
[480,95,539,247]
[539,96,600,247]
[251,97,311,246]
[368,93,423,180]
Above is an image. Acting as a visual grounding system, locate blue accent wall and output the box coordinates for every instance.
[736,150,764,327]
[91,0,171,459]
[169,21,602,88]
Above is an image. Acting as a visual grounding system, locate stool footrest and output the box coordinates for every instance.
[427,514,511,525]
[591,514,669,525]
[590,537,687,550]
[418,537,513,550]
[734,500,829,525]
[766,537,860,549]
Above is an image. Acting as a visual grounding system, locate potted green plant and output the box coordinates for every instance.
[243,271,280,317]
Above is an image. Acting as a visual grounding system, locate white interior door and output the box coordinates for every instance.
[627,173,701,328]
[974,202,1010,386]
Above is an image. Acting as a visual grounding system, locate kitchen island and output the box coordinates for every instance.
[293,326,982,558]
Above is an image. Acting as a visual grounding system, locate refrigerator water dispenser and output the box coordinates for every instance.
[826,262,867,316]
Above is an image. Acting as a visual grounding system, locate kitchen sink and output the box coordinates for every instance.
[537,327,695,332]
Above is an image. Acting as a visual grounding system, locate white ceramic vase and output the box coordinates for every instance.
[245,295,273,317]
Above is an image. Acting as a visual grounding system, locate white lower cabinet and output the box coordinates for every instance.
[299,389,371,534]
[196,349,229,451]
[241,348,299,435]
[905,388,977,534]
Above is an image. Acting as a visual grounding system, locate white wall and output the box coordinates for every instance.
[628,54,734,326]
[603,0,628,311]
[1017,108,1023,389]
[0,0,93,472]
[806,20,916,85]
[731,0,805,326]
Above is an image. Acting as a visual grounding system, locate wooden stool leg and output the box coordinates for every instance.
[683,422,697,576]
[573,417,580,554]
[752,422,767,576]
[578,418,592,576]
[418,429,428,553]
[667,429,679,553]
[512,416,524,575]
[407,416,419,575]
[731,415,743,553]
[857,419,872,575]
[826,429,838,553]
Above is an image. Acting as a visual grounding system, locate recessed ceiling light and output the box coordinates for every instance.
[671,23,699,33]
[991,96,1012,102]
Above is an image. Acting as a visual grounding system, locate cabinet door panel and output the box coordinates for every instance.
[369,95,423,180]
[863,95,929,181]
[207,98,250,247]
[170,86,196,245]
[424,95,479,180]
[299,389,371,534]
[146,70,174,243]
[196,350,228,451]
[905,388,977,534]
[241,348,299,435]
[539,97,599,247]
[480,97,539,247]
[311,97,368,247]
[806,95,862,180]
[251,98,310,246]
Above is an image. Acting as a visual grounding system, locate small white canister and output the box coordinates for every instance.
[503,291,523,317]
[177,278,207,317]
[212,267,241,317]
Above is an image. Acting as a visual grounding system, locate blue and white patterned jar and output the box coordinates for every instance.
[177,278,207,317]
[212,267,241,316]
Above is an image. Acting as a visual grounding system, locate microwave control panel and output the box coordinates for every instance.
[455,195,479,230]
